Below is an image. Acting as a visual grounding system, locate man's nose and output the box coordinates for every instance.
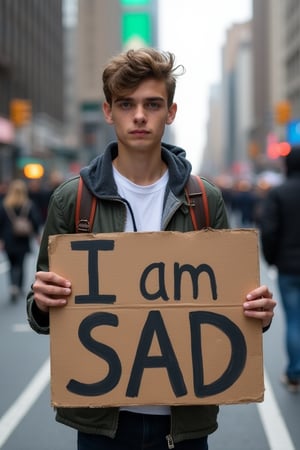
[133,105,146,123]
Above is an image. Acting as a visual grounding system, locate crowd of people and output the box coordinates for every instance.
[211,173,281,229]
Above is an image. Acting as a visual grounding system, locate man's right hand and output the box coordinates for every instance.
[33,271,72,313]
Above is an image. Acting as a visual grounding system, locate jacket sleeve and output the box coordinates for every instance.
[259,189,280,266]
[203,179,229,229]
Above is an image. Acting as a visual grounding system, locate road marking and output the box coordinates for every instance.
[0,260,9,274]
[267,267,278,281]
[258,369,295,449]
[0,358,50,448]
[0,360,296,449]
[12,323,32,332]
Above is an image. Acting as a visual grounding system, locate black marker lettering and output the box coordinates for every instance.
[140,262,169,301]
[174,263,217,300]
[71,240,116,304]
[126,310,187,397]
[190,311,246,397]
[67,312,121,396]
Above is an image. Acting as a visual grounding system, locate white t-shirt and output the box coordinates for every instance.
[113,166,168,232]
[113,166,171,415]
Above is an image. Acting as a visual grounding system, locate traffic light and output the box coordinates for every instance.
[10,99,32,127]
[274,100,291,125]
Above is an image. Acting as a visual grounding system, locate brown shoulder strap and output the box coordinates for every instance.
[75,176,97,233]
[185,174,210,229]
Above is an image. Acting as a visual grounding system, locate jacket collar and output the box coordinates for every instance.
[80,141,192,199]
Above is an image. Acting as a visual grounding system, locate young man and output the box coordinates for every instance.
[27,48,276,450]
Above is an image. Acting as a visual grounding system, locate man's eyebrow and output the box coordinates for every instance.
[145,97,165,102]
[114,96,165,103]
[114,97,132,103]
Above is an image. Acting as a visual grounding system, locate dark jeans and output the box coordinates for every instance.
[77,411,208,450]
[278,273,300,380]
[7,252,26,289]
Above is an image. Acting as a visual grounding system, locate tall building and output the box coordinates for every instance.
[204,0,300,178]
[251,0,300,166]
[0,0,63,122]
[202,21,253,179]
[251,0,287,166]
[201,84,223,177]
[285,0,300,118]
[222,21,253,176]
[63,0,79,149]
[251,0,271,160]
[0,0,64,181]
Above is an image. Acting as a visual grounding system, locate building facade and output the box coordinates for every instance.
[222,21,253,177]
[285,0,300,118]
[0,0,64,181]
[0,0,64,122]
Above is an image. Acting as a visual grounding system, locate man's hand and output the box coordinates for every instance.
[33,271,72,313]
[243,284,276,329]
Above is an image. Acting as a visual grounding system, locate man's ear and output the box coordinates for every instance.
[103,102,114,124]
[166,103,177,125]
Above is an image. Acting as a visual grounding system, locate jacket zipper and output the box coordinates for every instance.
[166,434,175,448]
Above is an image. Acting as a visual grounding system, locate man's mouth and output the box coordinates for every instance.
[130,130,149,135]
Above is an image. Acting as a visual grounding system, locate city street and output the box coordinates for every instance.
[0,237,299,450]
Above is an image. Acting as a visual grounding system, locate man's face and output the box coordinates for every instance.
[103,79,177,153]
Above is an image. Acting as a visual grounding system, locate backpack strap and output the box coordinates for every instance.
[75,174,209,233]
[185,174,210,229]
[75,176,97,233]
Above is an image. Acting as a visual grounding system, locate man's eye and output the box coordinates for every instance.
[146,102,160,110]
[120,102,132,109]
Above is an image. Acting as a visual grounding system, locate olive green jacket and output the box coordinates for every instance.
[27,142,229,445]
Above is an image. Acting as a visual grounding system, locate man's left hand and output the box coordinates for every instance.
[243,285,276,329]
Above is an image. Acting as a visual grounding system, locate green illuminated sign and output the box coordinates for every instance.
[121,0,150,5]
[122,12,151,48]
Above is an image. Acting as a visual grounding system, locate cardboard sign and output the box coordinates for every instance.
[49,229,264,407]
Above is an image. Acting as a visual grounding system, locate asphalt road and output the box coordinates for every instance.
[0,236,299,450]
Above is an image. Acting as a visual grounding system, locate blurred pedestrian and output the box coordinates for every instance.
[28,179,52,225]
[260,145,300,393]
[231,179,257,227]
[0,179,42,302]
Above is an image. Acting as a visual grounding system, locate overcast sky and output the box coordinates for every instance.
[158,0,252,171]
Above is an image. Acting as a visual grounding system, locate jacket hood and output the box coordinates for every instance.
[285,145,300,176]
[80,141,192,198]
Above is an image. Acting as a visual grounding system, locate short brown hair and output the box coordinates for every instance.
[102,48,184,107]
